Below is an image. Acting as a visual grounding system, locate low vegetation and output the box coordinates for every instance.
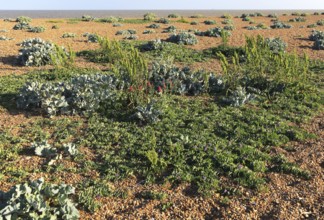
[0,12,323,219]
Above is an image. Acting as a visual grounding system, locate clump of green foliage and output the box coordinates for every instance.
[28,26,45,33]
[147,23,160,29]
[18,38,74,67]
[190,14,204,18]
[143,29,155,34]
[144,13,157,21]
[289,17,306,22]
[62,32,76,38]
[0,36,13,41]
[16,16,32,23]
[265,37,287,54]
[167,32,198,45]
[246,23,269,30]
[157,18,170,24]
[204,20,216,25]
[162,25,177,33]
[317,19,324,26]
[97,16,123,23]
[195,27,231,38]
[270,21,292,29]
[13,22,30,30]
[81,15,95,21]
[168,14,180,18]
[0,178,79,219]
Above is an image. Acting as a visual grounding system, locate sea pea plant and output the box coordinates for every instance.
[0,178,79,219]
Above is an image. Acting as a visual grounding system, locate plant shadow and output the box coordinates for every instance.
[0,55,19,67]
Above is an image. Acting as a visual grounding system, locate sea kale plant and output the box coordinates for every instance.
[81,15,95,21]
[0,178,79,219]
[28,26,45,33]
[143,13,157,21]
[18,38,56,66]
[309,30,324,41]
[13,22,31,30]
[313,39,324,50]
[157,18,170,24]
[270,21,292,29]
[167,32,198,45]
[147,23,160,29]
[62,32,76,38]
[16,16,32,23]
[16,74,120,116]
[195,27,231,38]
[265,37,287,54]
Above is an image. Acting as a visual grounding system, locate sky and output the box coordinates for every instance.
[0,0,323,10]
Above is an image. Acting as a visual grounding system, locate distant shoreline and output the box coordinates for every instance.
[0,10,322,19]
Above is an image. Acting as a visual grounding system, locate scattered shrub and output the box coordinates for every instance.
[291,12,300,16]
[307,24,317,28]
[87,34,99,43]
[167,32,198,45]
[190,14,204,18]
[270,21,292,29]
[224,25,235,31]
[51,25,59,29]
[124,34,139,40]
[81,15,94,21]
[144,13,157,21]
[289,17,306,22]
[195,27,231,38]
[113,23,123,27]
[268,14,277,18]
[246,23,269,30]
[28,26,45,33]
[147,23,160,29]
[18,38,56,66]
[204,20,216,25]
[3,18,15,22]
[242,17,252,22]
[190,21,199,25]
[309,30,324,41]
[168,14,180,18]
[0,36,13,41]
[313,12,319,15]
[62,32,76,38]
[13,22,30,30]
[221,14,232,19]
[313,39,324,50]
[162,25,177,33]
[265,37,287,54]
[143,29,155,34]
[317,19,324,26]
[222,19,233,25]
[116,29,137,36]
[98,16,123,23]
[157,18,170,24]
[16,16,32,23]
